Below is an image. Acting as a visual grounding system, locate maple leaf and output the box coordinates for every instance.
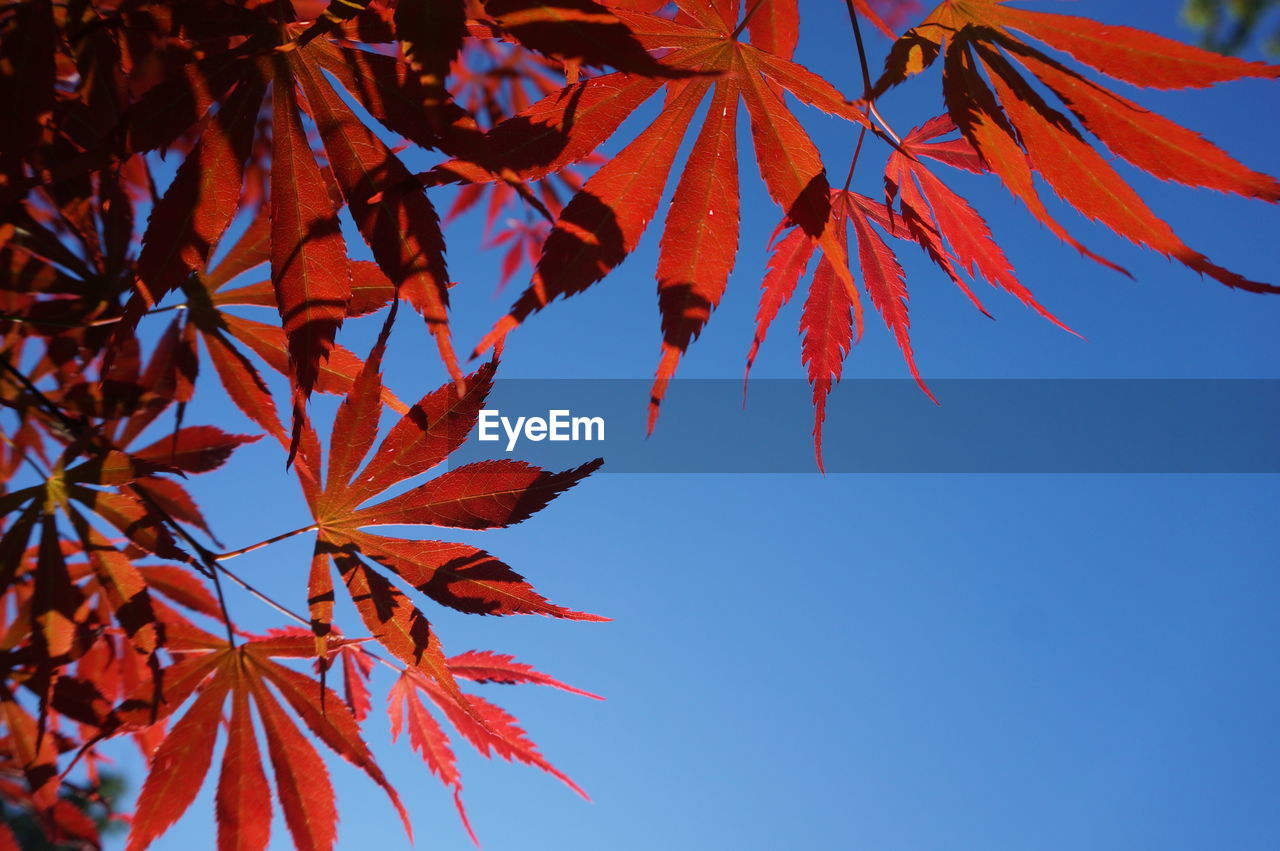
[0,531,232,827]
[747,183,1051,470]
[449,649,605,698]
[392,0,470,115]
[433,0,879,430]
[269,58,353,439]
[161,219,410,446]
[122,633,407,851]
[884,114,1072,331]
[442,37,605,290]
[0,686,62,818]
[112,5,472,450]
[115,623,597,848]
[475,0,702,77]
[741,112,1073,468]
[0,168,144,367]
[137,565,223,621]
[388,648,598,842]
[286,339,602,718]
[334,642,375,721]
[871,0,1280,293]
[134,75,267,311]
[388,672,474,843]
[0,341,258,669]
[488,218,553,291]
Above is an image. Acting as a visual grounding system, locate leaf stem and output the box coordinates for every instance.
[843,1,904,147]
[206,560,238,646]
[127,481,241,645]
[0,352,82,433]
[842,126,869,192]
[214,560,308,625]
[843,0,874,101]
[215,559,407,677]
[216,523,319,560]
[0,313,123,329]
[732,0,769,40]
[869,102,902,145]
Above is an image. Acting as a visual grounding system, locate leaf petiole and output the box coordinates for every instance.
[216,523,319,560]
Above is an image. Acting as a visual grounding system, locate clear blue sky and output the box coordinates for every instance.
[111,1,1280,848]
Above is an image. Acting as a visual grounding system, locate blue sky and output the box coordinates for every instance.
[104,1,1280,848]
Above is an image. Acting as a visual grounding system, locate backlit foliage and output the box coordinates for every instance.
[1,0,1276,847]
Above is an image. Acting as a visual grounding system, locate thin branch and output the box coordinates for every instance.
[0,313,123,329]
[844,0,904,147]
[844,0,874,101]
[215,560,406,678]
[206,562,238,645]
[732,0,769,40]
[869,102,902,146]
[842,126,869,192]
[216,523,319,560]
[214,560,308,626]
[0,352,82,432]
[509,179,556,226]
[126,481,239,645]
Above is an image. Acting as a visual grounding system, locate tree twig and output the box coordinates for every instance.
[844,0,904,147]
[844,0,875,101]
[216,524,319,560]
[842,126,869,192]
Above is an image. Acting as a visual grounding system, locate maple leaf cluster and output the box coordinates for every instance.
[1,0,1276,847]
